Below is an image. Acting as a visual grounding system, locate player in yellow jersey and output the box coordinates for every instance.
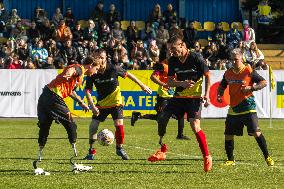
[217,48,274,166]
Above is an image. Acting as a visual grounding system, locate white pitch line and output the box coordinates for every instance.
[124,144,284,169]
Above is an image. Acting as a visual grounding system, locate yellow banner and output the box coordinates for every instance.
[63,70,159,117]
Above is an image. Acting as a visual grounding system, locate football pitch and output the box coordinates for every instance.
[0,118,283,189]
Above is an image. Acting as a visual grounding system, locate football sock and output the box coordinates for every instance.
[115,125,125,145]
[225,140,234,161]
[255,134,269,159]
[177,118,185,137]
[195,130,209,157]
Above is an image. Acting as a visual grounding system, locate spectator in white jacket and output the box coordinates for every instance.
[242,20,255,48]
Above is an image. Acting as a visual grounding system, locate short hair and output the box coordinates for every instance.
[169,36,184,45]
[230,48,243,57]
[83,56,101,67]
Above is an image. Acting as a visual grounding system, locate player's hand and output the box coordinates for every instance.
[203,95,210,108]
[241,85,253,94]
[180,80,195,88]
[91,106,100,116]
[141,85,152,94]
[80,102,90,112]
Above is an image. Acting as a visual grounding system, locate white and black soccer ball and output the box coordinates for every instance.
[97,129,115,146]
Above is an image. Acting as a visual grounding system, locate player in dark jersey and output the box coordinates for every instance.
[217,48,274,166]
[35,56,101,166]
[148,37,212,172]
[84,49,152,160]
[131,59,190,140]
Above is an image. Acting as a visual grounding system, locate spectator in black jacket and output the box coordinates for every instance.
[27,21,41,43]
[59,39,77,66]
[106,4,121,29]
[90,1,105,25]
[163,4,177,29]
[183,21,197,49]
[72,22,84,46]
[0,2,9,37]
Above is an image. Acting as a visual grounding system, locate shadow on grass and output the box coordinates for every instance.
[0,137,88,140]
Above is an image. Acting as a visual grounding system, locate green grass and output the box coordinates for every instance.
[0,118,283,189]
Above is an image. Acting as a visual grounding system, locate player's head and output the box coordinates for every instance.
[94,49,107,73]
[230,48,244,68]
[83,56,101,76]
[169,37,187,58]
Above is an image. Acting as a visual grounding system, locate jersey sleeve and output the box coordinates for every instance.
[152,63,164,76]
[219,74,228,89]
[85,76,93,92]
[116,65,128,78]
[195,53,209,76]
[251,70,266,83]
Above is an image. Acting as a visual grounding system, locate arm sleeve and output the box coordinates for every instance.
[196,53,209,75]
[116,65,128,78]
[251,70,265,83]
[219,74,228,89]
[167,58,175,77]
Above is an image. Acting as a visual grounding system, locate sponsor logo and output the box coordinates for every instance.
[0,91,22,96]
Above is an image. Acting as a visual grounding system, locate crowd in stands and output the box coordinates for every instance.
[0,1,268,70]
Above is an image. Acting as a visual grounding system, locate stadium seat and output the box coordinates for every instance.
[220,22,230,32]
[203,21,215,31]
[0,37,8,44]
[192,21,204,31]
[198,39,209,47]
[135,21,145,31]
[121,20,130,30]
[231,22,243,31]
[78,20,88,29]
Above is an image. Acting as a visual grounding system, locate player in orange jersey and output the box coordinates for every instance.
[217,48,274,166]
[35,56,101,164]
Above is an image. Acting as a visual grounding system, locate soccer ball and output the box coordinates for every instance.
[97,129,115,146]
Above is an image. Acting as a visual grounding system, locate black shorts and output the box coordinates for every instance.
[92,105,123,122]
[154,96,169,113]
[163,98,202,120]
[38,86,71,124]
[225,113,260,136]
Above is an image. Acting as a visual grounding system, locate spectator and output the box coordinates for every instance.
[148,39,159,67]
[131,40,149,70]
[59,39,77,66]
[140,22,157,47]
[72,22,84,46]
[113,41,130,69]
[212,23,226,47]
[163,4,177,29]
[15,38,29,61]
[237,41,250,63]
[53,19,73,47]
[169,20,183,40]
[8,54,23,69]
[0,2,9,37]
[242,20,255,48]
[31,39,48,68]
[156,23,169,49]
[193,41,203,56]
[246,41,265,69]
[227,22,242,49]
[0,57,5,68]
[91,1,105,24]
[83,19,98,42]
[42,56,55,69]
[125,20,139,51]
[25,57,36,69]
[203,42,220,69]
[76,39,89,64]
[39,19,53,42]
[46,39,61,68]
[110,21,125,42]
[88,41,99,54]
[27,21,41,42]
[7,9,21,29]
[34,7,48,28]
[52,8,64,28]
[183,21,198,49]
[256,0,272,25]
[10,21,26,40]
[98,21,110,48]
[148,4,162,25]
[106,4,121,29]
[64,7,75,29]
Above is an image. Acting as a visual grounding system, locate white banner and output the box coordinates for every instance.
[0,70,283,118]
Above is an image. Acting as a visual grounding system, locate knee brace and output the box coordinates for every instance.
[157,111,171,137]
